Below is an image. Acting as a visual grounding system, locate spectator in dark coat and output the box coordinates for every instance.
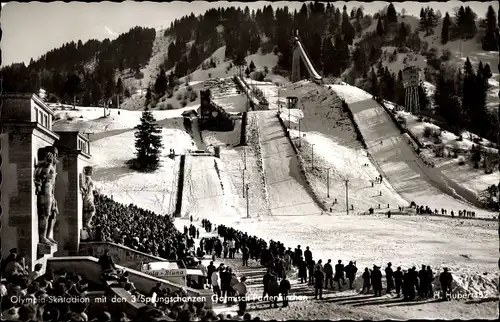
[279,275,291,307]
[334,260,345,290]
[418,265,428,298]
[427,266,434,298]
[267,274,279,308]
[323,260,334,289]
[345,261,358,289]
[294,246,303,266]
[314,267,325,300]
[207,261,216,287]
[385,262,394,294]
[298,258,308,284]
[361,268,371,294]
[394,267,403,297]
[242,245,249,267]
[304,247,312,265]
[439,268,453,300]
[371,265,383,297]
[262,269,273,298]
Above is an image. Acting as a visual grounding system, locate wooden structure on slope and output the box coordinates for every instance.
[402,66,421,115]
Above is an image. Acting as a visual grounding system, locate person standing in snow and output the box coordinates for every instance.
[262,269,273,298]
[345,261,358,289]
[334,260,345,290]
[385,262,394,294]
[279,275,291,307]
[314,266,325,300]
[242,245,249,267]
[439,267,453,300]
[427,266,434,298]
[371,265,383,297]
[304,246,312,265]
[267,273,279,308]
[418,264,429,298]
[323,259,334,289]
[298,257,308,284]
[361,267,371,294]
[207,261,216,288]
[294,245,303,267]
[394,266,403,297]
[228,239,235,259]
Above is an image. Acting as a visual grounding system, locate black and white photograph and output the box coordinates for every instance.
[1,1,499,321]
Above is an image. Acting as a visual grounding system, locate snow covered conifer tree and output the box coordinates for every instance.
[132,108,164,171]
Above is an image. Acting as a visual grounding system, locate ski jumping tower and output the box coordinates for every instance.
[402,66,420,114]
[291,30,301,83]
[291,30,323,83]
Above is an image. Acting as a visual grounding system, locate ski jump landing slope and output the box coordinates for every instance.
[181,154,242,219]
[330,85,495,218]
[258,110,322,216]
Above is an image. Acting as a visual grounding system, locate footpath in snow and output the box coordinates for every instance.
[257,110,322,217]
[330,85,496,219]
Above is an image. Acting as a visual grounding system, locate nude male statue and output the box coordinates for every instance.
[34,147,59,245]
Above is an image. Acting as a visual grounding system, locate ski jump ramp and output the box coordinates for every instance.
[292,37,323,83]
[330,84,495,218]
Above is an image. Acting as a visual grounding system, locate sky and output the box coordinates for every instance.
[2,1,497,66]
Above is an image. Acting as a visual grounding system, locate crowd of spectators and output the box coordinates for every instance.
[408,201,477,218]
[85,192,190,260]
[1,187,461,321]
[199,219,456,307]
[0,248,122,322]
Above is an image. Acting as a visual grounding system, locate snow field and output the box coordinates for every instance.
[53,106,196,215]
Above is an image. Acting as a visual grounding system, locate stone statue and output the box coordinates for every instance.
[80,166,95,229]
[34,146,59,245]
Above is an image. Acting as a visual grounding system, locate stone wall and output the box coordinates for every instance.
[79,242,168,271]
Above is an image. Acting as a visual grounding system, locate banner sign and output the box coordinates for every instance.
[143,269,187,278]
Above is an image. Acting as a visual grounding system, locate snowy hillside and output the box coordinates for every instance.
[328,83,497,218]
[375,15,499,111]
[52,105,197,214]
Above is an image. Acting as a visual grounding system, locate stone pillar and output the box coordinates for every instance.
[292,45,301,83]
[1,93,60,271]
[54,132,91,256]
